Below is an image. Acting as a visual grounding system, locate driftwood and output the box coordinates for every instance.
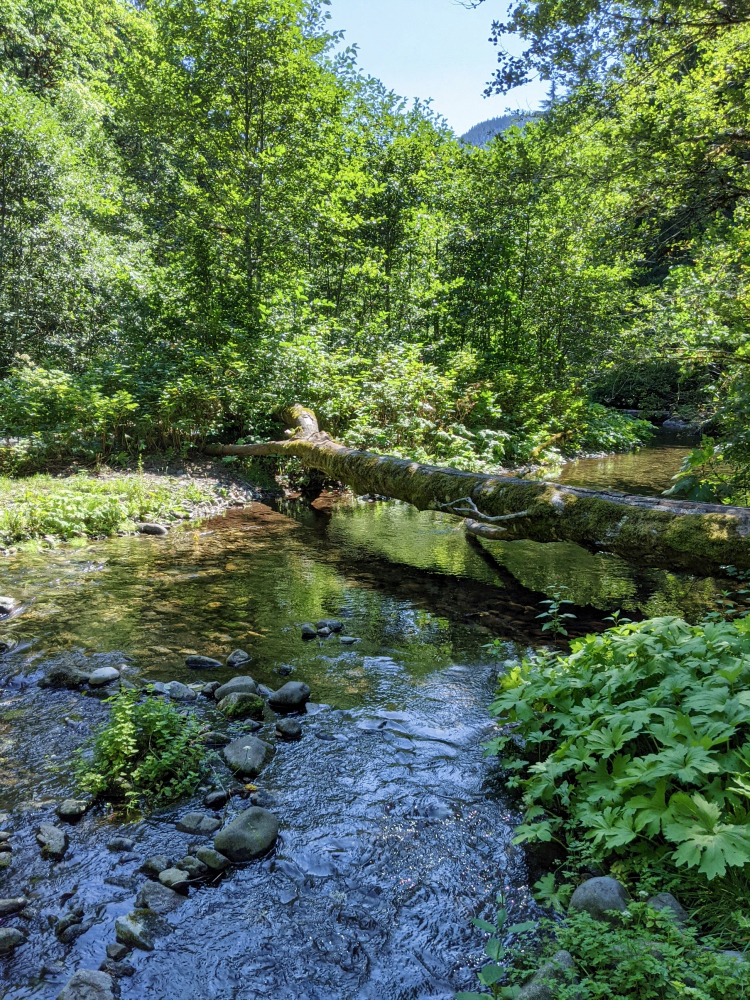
[205,405,750,575]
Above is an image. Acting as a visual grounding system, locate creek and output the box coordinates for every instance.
[0,441,729,1000]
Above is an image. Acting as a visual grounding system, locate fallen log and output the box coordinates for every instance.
[205,405,750,575]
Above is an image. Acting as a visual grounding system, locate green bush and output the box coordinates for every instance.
[486,617,750,880]
[77,690,206,808]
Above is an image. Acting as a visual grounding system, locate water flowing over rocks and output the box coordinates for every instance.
[57,969,115,1000]
[136,880,186,914]
[36,823,68,860]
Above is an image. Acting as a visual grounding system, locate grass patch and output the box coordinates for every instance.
[0,471,214,545]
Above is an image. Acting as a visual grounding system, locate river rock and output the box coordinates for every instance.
[316,618,343,632]
[106,942,130,962]
[647,892,688,926]
[217,691,264,720]
[0,597,16,616]
[176,811,221,835]
[214,676,257,700]
[250,788,277,808]
[39,665,90,689]
[115,909,165,950]
[0,926,25,952]
[57,969,115,1000]
[268,681,310,713]
[136,879,186,914]
[107,837,135,852]
[185,655,222,670]
[301,623,318,639]
[518,950,575,1000]
[276,718,303,740]
[339,636,360,645]
[57,799,90,822]
[140,854,171,877]
[0,897,27,917]
[569,877,629,923]
[201,681,221,697]
[204,789,230,810]
[227,649,251,667]
[99,959,136,979]
[195,846,231,871]
[54,907,84,938]
[158,868,190,893]
[317,626,331,638]
[276,664,293,677]
[37,823,68,860]
[88,666,121,687]
[168,680,197,701]
[223,735,271,776]
[180,855,208,878]
[213,807,279,861]
[138,523,168,536]
[202,731,231,747]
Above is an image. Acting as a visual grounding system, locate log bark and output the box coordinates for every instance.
[205,405,750,575]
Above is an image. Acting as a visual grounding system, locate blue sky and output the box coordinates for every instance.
[325,0,547,135]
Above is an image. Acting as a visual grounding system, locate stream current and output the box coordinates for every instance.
[0,443,729,1000]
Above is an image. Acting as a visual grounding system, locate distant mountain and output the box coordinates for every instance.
[460,114,534,148]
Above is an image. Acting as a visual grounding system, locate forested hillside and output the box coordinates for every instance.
[1,0,749,501]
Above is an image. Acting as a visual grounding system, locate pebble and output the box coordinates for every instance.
[226,649,251,667]
[140,855,171,877]
[176,812,221,835]
[339,636,360,645]
[268,681,311,713]
[185,655,222,670]
[56,799,90,822]
[98,959,136,979]
[138,523,168,536]
[180,855,208,878]
[317,626,332,637]
[204,790,230,810]
[158,868,190,894]
[107,837,135,852]
[315,730,336,741]
[276,718,303,740]
[88,666,121,687]
[276,664,293,676]
[316,618,343,632]
[250,789,277,808]
[37,823,68,860]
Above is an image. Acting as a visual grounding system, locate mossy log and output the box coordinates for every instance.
[205,405,750,575]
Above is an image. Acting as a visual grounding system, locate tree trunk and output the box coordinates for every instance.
[205,405,750,575]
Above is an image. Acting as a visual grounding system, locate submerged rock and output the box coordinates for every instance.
[0,597,17,616]
[136,879,186,914]
[107,837,135,852]
[223,735,271,777]
[115,909,166,951]
[0,927,26,952]
[0,898,26,918]
[316,618,343,632]
[88,666,121,687]
[57,969,115,1000]
[213,807,279,861]
[106,942,130,962]
[300,623,318,639]
[569,877,629,923]
[37,823,68,860]
[217,691,264,720]
[176,812,221,835]
[185,655,222,670]
[138,523,168,536]
[227,649,251,667]
[214,676,257,701]
[57,799,90,823]
[268,681,310,713]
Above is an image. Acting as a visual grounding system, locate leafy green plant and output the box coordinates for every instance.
[456,892,536,1000]
[77,690,206,809]
[486,617,750,880]
[536,587,577,636]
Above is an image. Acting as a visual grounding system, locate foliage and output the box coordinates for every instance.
[456,892,536,1000]
[77,689,206,809]
[485,617,750,880]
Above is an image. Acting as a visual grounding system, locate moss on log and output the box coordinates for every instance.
[205,406,750,575]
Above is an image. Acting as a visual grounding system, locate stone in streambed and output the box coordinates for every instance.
[226,649,251,667]
[185,655,222,670]
[99,959,135,979]
[115,909,166,951]
[276,718,302,740]
[107,837,135,852]
[569,877,629,923]
[0,897,27,917]
[39,665,90,689]
[268,681,310,713]
[214,676,257,700]
[195,846,230,871]
[0,927,26,952]
[54,907,84,939]
[204,789,230,810]
[201,681,221,697]
[37,823,68,860]
[339,636,360,645]
[138,523,168,536]
[300,623,317,639]
[136,880,185,914]
[176,812,221,835]
[57,799,90,822]
[317,626,331,637]
[316,618,343,632]
[140,854,171,877]
[168,680,197,702]
[250,788,276,808]
[217,691,264,720]
[0,597,17,616]
[57,969,115,1000]
[88,666,121,687]
[213,807,278,862]
[106,942,129,962]
[201,730,231,747]
[158,868,190,894]
[180,855,208,878]
[223,735,271,777]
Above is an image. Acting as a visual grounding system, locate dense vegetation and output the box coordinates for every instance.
[3,0,747,495]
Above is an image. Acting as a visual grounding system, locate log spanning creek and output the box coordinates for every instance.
[0,445,730,1000]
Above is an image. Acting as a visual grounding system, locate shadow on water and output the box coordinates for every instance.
[0,445,731,999]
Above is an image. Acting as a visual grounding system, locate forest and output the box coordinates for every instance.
[2,2,750,1000]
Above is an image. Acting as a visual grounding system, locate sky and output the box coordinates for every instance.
[325,0,548,136]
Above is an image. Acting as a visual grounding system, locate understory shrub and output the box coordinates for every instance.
[77,690,206,809]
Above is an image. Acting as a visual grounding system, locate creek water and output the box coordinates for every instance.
[0,443,727,1000]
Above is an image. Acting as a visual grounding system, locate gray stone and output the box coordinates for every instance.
[106,942,129,961]
[107,837,135,852]
[138,523,168,536]
[317,626,331,637]
[140,854,171,877]
[0,897,27,917]
[569,877,629,923]
[518,950,576,1000]
[217,691,264,720]
[268,681,310,713]
[136,879,186,914]
[115,909,165,950]
[227,649,251,667]
[58,918,94,945]
[276,664,293,676]
[168,680,197,701]
[300,623,317,639]
[37,823,68,860]
[204,789,230,809]
[201,681,221,697]
[88,666,121,687]
[223,735,271,776]
[54,907,84,938]
[39,665,90,689]
[0,597,17,616]
[276,718,303,740]
[213,807,279,861]
[214,675,257,701]
[316,618,343,632]
[256,683,273,698]
[179,855,208,878]
[339,636,360,645]
[195,846,231,871]
[158,868,190,894]
[250,788,277,808]
[57,799,90,822]
[0,927,26,952]
[185,655,222,670]
[147,681,168,696]
[57,969,115,1000]
[647,892,688,927]
[98,959,135,978]
[176,812,221,835]
[201,730,231,747]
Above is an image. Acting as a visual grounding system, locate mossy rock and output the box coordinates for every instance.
[217,692,264,720]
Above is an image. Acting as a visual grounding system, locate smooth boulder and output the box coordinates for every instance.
[214,676,257,701]
[88,666,121,687]
[140,854,171,877]
[276,718,303,740]
[268,681,310,713]
[217,691,264,720]
[204,789,230,810]
[195,846,231,871]
[158,868,189,893]
[213,807,279,861]
[227,649,251,667]
[647,892,688,926]
[57,969,115,1000]
[138,523,168,536]
[37,823,68,860]
[223,735,270,777]
[168,681,197,702]
[0,897,27,917]
[57,799,90,822]
[0,927,26,953]
[185,655,222,670]
[115,909,165,951]
[569,877,629,923]
[300,623,317,639]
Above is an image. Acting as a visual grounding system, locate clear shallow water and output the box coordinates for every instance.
[547,443,690,496]
[0,447,728,998]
